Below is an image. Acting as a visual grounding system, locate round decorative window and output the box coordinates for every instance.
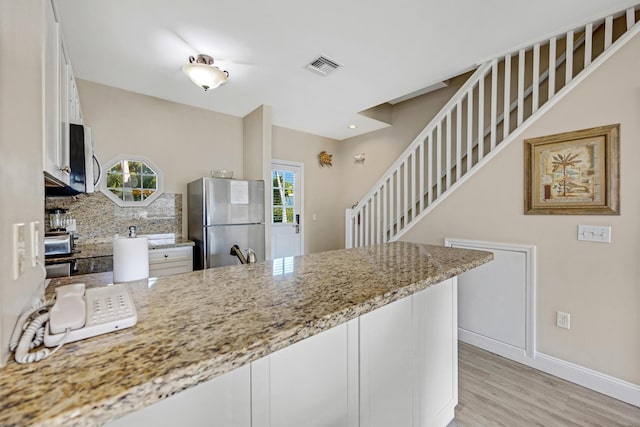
[100,155,164,206]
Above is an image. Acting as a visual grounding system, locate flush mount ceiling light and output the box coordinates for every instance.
[182,54,229,91]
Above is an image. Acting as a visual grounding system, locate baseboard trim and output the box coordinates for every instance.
[459,332,640,407]
[534,352,640,407]
[458,329,529,365]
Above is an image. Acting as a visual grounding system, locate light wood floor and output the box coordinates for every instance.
[451,342,640,427]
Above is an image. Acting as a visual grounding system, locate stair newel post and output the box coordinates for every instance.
[345,209,353,249]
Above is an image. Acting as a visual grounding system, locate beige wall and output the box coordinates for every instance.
[337,73,472,245]
[243,105,272,182]
[243,106,273,258]
[76,80,244,238]
[401,32,640,384]
[0,0,47,366]
[272,126,342,254]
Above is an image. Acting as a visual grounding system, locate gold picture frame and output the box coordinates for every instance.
[524,124,620,215]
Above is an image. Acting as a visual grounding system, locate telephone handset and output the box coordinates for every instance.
[10,283,137,364]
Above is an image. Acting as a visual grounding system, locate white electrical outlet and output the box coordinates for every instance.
[13,223,26,280]
[557,311,571,329]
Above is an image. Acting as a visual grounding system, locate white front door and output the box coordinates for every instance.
[271,161,303,258]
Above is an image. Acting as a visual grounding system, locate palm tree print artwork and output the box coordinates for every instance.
[524,124,619,215]
[542,143,597,202]
[549,150,587,198]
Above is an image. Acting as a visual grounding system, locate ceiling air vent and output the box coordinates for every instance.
[306,56,341,77]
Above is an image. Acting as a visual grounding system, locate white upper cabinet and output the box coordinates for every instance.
[43,0,62,182]
[43,0,82,185]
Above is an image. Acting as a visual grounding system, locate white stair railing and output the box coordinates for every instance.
[346,5,640,249]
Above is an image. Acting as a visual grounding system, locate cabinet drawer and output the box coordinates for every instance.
[149,263,192,278]
[149,247,193,264]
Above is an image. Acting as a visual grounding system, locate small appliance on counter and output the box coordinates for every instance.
[44,232,74,256]
[48,208,71,232]
[44,232,77,278]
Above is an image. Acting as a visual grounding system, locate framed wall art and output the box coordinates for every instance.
[524,124,620,215]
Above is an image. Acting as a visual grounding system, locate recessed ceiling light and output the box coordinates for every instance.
[348,124,357,129]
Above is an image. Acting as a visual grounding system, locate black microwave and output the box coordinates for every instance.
[46,124,101,196]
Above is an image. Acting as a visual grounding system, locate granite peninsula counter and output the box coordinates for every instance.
[0,242,492,427]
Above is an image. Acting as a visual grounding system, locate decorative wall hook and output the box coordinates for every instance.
[353,153,365,164]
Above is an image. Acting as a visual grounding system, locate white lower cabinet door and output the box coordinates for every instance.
[413,278,458,427]
[251,320,359,427]
[106,365,251,427]
[360,278,458,427]
[359,296,413,427]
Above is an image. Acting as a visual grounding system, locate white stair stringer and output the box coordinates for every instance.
[346,5,640,248]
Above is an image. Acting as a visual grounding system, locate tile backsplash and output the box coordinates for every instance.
[45,192,182,244]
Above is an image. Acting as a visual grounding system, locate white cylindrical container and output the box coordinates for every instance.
[113,235,149,283]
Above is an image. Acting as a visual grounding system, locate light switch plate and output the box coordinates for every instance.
[578,225,611,243]
[30,221,40,267]
[13,223,26,280]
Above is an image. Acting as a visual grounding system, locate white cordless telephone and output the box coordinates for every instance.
[10,283,137,364]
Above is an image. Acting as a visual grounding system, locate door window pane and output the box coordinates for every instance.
[272,168,296,224]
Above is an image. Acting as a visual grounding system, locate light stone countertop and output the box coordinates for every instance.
[0,242,492,426]
[46,237,194,262]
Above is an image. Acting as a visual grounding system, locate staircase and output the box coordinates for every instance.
[345,5,640,248]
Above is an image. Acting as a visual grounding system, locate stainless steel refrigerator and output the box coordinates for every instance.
[188,177,265,269]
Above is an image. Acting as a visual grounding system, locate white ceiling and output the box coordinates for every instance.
[55,0,639,140]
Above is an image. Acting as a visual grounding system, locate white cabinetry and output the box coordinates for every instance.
[359,278,458,427]
[251,320,359,427]
[105,279,457,427]
[359,296,413,426]
[106,365,251,427]
[43,0,82,185]
[148,246,193,277]
[43,0,61,182]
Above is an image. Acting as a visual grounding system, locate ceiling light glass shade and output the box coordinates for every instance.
[182,54,229,91]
